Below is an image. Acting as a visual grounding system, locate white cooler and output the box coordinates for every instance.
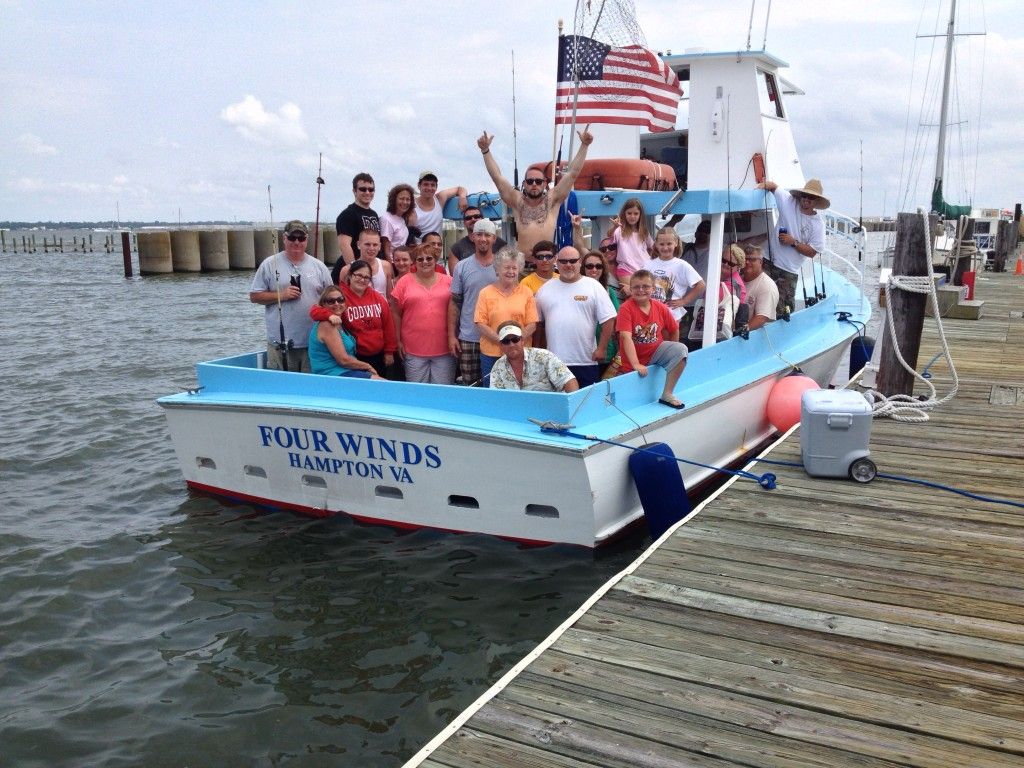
[800,389,877,483]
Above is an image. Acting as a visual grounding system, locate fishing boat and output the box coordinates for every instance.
[159,36,871,548]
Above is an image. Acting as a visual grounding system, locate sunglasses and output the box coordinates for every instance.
[415,256,435,263]
[600,244,617,252]
[533,253,555,260]
[557,258,580,265]
[323,297,345,305]
[583,262,603,270]
[499,335,522,345]
[350,272,371,280]
[463,214,482,222]
[286,234,307,242]
[523,178,546,186]
[357,186,375,193]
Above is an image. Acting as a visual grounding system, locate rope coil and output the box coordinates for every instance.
[865,209,959,422]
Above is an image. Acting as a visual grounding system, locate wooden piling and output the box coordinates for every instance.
[121,231,133,278]
[877,212,929,397]
[0,230,5,252]
[951,216,974,285]
[993,220,1012,272]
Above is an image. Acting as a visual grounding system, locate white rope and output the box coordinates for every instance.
[864,209,959,422]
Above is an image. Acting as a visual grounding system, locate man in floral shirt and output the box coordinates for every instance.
[489,322,579,392]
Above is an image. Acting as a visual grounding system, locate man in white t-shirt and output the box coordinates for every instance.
[740,243,779,330]
[535,246,616,388]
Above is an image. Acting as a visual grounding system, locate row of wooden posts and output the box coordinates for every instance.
[0,231,130,254]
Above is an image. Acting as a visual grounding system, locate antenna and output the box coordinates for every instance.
[512,49,520,188]
[746,0,756,51]
[761,0,773,49]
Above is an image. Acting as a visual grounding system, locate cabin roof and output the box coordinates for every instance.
[662,48,789,71]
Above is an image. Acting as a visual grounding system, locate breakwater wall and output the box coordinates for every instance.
[0,225,342,275]
[132,225,340,274]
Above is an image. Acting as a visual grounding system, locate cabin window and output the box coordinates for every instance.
[244,465,267,478]
[525,504,560,519]
[974,221,991,234]
[375,485,403,500]
[301,475,327,488]
[196,457,216,469]
[448,494,479,509]
[758,70,785,119]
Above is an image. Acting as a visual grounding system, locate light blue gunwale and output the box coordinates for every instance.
[159,270,867,451]
[443,189,775,221]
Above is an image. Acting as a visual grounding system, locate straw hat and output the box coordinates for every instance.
[788,179,830,209]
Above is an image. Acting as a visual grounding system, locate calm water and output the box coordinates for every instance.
[0,248,641,767]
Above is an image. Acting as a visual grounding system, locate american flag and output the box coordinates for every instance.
[554,34,682,132]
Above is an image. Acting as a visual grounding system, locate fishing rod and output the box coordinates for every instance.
[800,260,814,307]
[312,152,324,260]
[273,255,293,372]
[857,139,864,262]
[815,251,827,301]
[267,185,274,228]
[511,49,520,189]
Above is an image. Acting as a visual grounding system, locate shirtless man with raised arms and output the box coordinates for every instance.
[477,125,593,258]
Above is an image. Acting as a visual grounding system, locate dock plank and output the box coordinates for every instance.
[408,269,1024,767]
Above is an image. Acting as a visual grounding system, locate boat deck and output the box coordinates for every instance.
[407,269,1024,767]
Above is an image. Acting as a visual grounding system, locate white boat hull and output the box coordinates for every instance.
[161,270,863,547]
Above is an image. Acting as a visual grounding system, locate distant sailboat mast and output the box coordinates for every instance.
[931,0,956,214]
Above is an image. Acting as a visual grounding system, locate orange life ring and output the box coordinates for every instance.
[528,159,677,191]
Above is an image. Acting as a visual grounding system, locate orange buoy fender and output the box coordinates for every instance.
[766,374,819,432]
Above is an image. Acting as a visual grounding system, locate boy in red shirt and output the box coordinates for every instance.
[615,269,689,409]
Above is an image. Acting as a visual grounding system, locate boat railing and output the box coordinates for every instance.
[821,210,867,307]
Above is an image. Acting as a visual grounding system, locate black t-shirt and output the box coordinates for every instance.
[450,234,508,262]
[335,203,380,259]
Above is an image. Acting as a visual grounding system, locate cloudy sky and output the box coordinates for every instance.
[2,0,1020,223]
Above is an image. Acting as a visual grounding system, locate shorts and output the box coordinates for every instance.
[458,340,481,386]
[266,344,311,373]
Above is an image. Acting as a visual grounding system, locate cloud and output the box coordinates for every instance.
[8,176,44,191]
[7,175,130,195]
[379,103,416,125]
[17,133,58,155]
[220,95,307,146]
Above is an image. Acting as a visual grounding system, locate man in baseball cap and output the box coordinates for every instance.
[249,218,332,372]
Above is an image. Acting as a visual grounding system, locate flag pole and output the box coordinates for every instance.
[566,33,581,163]
[551,19,564,175]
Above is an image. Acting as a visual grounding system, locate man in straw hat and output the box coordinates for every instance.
[755,178,829,316]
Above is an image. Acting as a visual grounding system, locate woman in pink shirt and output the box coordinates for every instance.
[391,244,455,384]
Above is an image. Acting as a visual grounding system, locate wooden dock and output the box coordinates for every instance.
[407,269,1024,768]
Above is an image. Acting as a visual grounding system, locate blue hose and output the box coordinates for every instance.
[539,426,778,490]
[756,458,1024,509]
